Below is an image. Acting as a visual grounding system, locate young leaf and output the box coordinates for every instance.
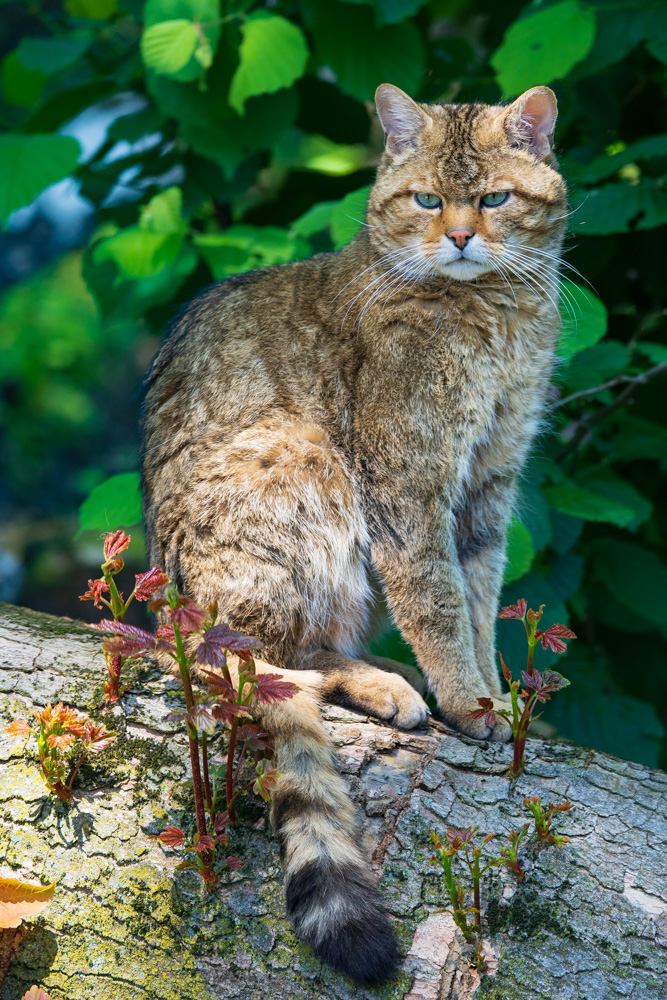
[0,878,56,929]
[5,719,32,738]
[196,623,262,667]
[498,599,527,620]
[77,473,142,535]
[536,624,577,654]
[170,598,206,633]
[252,673,298,704]
[134,567,170,601]
[229,12,309,115]
[141,20,200,77]
[156,826,187,848]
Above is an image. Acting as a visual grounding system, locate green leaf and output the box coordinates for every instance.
[490,0,596,97]
[141,20,199,77]
[1,53,45,108]
[193,225,310,280]
[273,131,368,177]
[290,201,337,238]
[570,179,667,236]
[143,0,221,82]
[0,134,80,228]
[504,518,535,584]
[543,483,638,527]
[339,0,428,26]
[568,134,667,186]
[644,2,667,63]
[543,651,664,767]
[591,541,667,627]
[308,1,425,103]
[548,551,583,600]
[517,479,552,553]
[229,12,309,115]
[78,472,142,535]
[557,280,607,359]
[94,228,183,279]
[636,341,667,366]
[65,0,118,16]
[607,415,667,466]
[567,6,646,81]
[15,36,89,73]
[331,185,372,248]
[139,186,184,235]
[148,65,299,177]
[560,340,628,395]
[574,467,652,530]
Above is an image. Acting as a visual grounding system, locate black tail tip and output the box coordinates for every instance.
[286,860,400,985]
[311,913,400,985]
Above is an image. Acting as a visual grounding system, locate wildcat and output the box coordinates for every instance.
[141,83,567,985]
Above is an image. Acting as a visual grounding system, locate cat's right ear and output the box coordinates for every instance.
[375,84,432,155]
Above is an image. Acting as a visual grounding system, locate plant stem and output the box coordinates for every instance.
[473,874,481,932]
[202,732,213,815]
[67,749,89,792]
[187,728,208,844]
[511,732,527,777]
[226,716,239,821]
[173,624,210,855]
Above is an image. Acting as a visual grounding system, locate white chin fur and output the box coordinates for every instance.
[437,258,489,281]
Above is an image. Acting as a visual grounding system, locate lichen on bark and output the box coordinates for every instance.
[1,602,666,1000]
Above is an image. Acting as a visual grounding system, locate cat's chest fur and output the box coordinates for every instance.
[351,289,557,493]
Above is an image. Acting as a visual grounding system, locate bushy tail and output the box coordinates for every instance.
[261,671,399,985]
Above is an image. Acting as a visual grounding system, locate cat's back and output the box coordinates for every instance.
[141,247,362,471]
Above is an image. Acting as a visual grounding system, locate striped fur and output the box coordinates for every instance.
[141,85,568,982]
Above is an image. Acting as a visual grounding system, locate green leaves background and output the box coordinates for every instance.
[1,0,667,767]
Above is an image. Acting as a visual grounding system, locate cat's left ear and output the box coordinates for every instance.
[504,87,558,160]
[375,84,432,155]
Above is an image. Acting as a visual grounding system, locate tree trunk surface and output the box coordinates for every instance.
[0,602,666,1000]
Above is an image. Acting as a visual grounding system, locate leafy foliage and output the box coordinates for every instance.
[1,0,666,767]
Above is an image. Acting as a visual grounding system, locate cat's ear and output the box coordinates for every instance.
[375,84,432,155]
[504,87,558,160]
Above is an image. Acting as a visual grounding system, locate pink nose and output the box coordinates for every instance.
[447,228,473,250]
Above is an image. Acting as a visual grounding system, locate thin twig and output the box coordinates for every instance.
[552,359,667,410]
[557,360,667,459]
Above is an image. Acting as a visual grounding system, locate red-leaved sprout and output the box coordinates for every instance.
[5,703,115,802]
[79,530,168,701]
[467,600,576,777]
[84,530,297,883]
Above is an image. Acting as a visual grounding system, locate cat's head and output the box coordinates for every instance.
[368,85,568,285]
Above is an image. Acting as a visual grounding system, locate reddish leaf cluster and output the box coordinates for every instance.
[535,623,577,654]
[498,599,527,620]
[446,827,475,850]
[196,623,262,668]
[521,668,570,702]
[467,697,496,726]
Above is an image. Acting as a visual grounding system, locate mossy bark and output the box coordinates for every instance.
[1,601,666,1000]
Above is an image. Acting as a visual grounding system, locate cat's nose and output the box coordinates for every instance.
[447,228,473,249]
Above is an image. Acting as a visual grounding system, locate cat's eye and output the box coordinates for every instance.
[414,192,442,209]
[481,191,509,208]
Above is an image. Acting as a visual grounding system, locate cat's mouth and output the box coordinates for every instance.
[438,255,489,281]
